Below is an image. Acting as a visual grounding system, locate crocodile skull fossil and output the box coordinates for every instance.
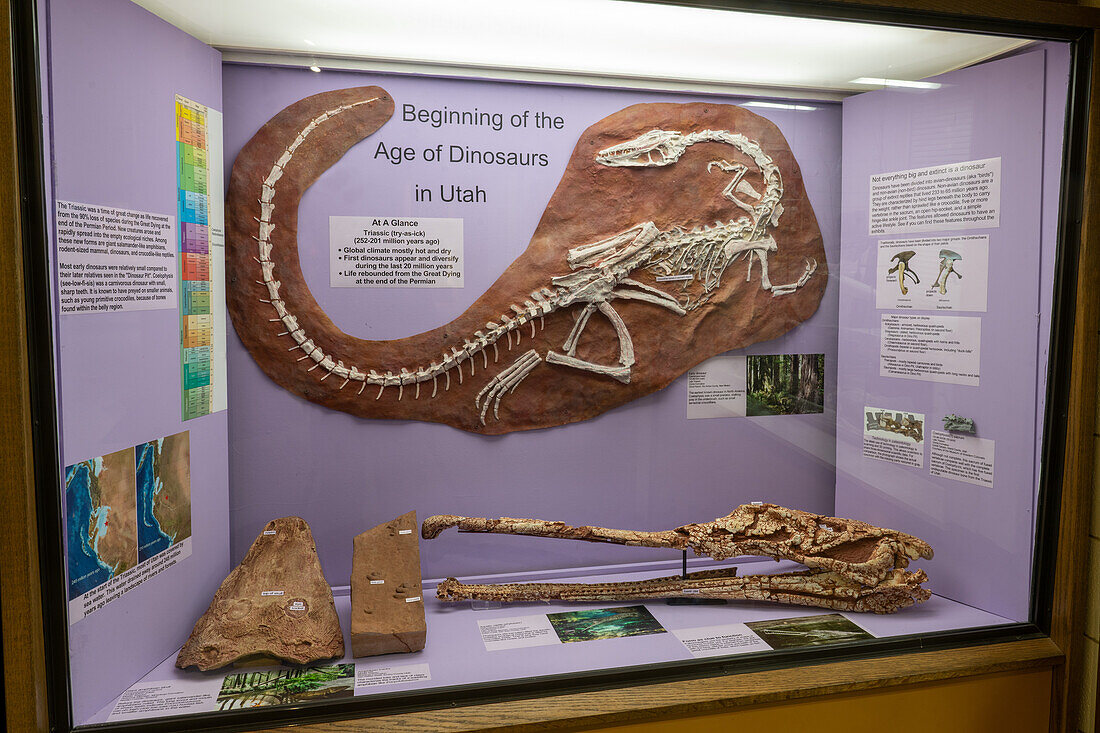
[422,503,933,614]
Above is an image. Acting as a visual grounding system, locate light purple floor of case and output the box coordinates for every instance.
[86,558,1009,724]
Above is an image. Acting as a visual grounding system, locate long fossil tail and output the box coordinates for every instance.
[240,88,558,397]
[226,87,563,419]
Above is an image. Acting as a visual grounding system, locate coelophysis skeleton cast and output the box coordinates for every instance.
[226,86,828,433]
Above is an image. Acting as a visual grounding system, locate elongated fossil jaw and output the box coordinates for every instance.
[434,568,931,614]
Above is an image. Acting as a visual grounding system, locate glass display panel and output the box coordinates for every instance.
[31,0,1077,728]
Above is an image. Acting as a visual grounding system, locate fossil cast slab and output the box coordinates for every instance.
[176,517,344,671]
[350,511,426,658]
[227,86,827,433]
[423,504,933,614]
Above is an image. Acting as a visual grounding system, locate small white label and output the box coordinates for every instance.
[398,529,413,535]
[656,274,693,282]
[263,530,276,535]
[405,596,422,603]
[880,313,981,386]
[355,662,431,689]
[288,600,305,611]
[683,589,701,594]
[869,158,1000,236]
[686,355,747,420]
[369,579,385,585]
[330,216,464,288]
[751,501,763,505]
[930,431,995,488]
[674,623,771,658]
[107,677,221,721]
[55,200,177,315]
[261,590,284,596]
[478,614,561,652]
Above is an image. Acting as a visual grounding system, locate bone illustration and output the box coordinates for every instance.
[227,87,827,433]
[866,410,923,442]
[887,250,919,295]
[422,504,933,613]
[932,249,962,294]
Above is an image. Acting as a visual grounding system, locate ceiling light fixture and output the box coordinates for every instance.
[742,101,817,111]
[850,77,941,89]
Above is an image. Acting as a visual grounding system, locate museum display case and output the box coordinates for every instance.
[4,0,1100,731]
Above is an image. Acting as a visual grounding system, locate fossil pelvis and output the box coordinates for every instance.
[226,86,828,433]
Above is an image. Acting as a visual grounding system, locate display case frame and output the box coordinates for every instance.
[2,1,1098,732]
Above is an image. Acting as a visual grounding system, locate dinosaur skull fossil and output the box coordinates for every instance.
[596,129,691,167]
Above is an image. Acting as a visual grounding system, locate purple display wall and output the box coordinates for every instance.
[46,0,229,723]
[221,65,843,585]
[835,49,1068,622]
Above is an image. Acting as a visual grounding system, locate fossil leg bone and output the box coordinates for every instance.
[545,301,635,383]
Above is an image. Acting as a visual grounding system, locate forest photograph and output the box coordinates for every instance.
[746,354,825,416]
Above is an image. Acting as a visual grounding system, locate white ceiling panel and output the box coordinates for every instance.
[131,0,1033,96]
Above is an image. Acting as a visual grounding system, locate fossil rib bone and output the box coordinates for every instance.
[423,504,933,613]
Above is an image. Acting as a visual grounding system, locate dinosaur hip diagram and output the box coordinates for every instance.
[932,249,962,294]
[226,87,827,433]
[887,250,919,295]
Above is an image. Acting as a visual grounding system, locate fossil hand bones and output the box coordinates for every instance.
[423,503,933,613]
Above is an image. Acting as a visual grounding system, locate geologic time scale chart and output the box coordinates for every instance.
[175,94,227,420]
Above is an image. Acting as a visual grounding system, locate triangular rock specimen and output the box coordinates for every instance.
[351,511,426,657]
[176,516,344,671]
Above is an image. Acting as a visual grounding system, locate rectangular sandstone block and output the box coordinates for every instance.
[351,511,426,657]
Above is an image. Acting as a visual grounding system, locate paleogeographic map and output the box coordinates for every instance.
[65,446,138,600]
[136,430,192,562]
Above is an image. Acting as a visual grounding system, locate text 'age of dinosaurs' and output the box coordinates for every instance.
[226,86,828,433]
